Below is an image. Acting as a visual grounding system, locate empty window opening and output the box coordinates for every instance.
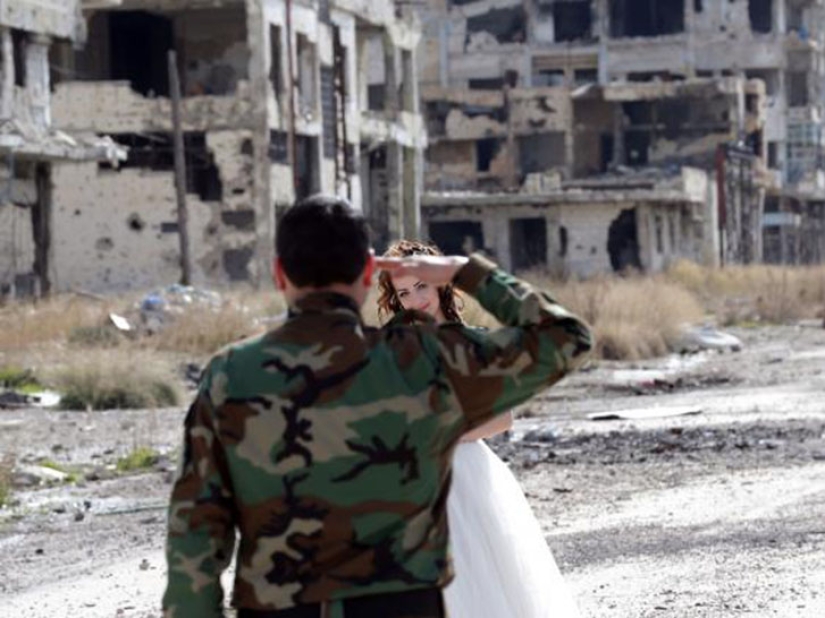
[533,69,565,87]
[108,12,173,96]
[12,30,27,87]
[297,34,317,115]
[469,77,504,91]
[270,25,283,104]
[518,132,566,174]
[364,35,386,112]
[607,209,642,272]
[75,8,248,97]
[185,133,223,202]
[767,141,779,168]
[610,0,685,38]
[296,135,320,200]
[510,218,548,271]
[321,65,336,159]
[221,210,255,231]
[694,0,704,12]
[466,7,527,44]
[749,0,772,33]
[429,220,485,257]
[788,72,809,107]
[574,69,598,85]
[624,131,650,166]
[558,226,568,257]
[269,130,289,163]
[99,133,175,171]
[553,1,592,42]
[476,138,503,172]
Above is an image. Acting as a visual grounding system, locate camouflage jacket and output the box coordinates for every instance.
[163,254,592,617]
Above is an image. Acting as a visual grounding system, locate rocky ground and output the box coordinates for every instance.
[1,323,824,617]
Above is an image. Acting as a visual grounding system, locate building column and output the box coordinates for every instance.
[403,146,421,239]
[27,34,51,129]
[774,0,786,34]
[0,28,12,119]
[386,141,404,241]
[383,34,400,120]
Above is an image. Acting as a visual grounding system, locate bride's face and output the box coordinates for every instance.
[392,274,445,323]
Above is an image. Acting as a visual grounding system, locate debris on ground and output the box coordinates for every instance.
[587,405,702,421]
[139,285,222,333]
[680,325,744,352]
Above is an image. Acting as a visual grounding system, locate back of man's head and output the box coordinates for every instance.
[276,194,371,288]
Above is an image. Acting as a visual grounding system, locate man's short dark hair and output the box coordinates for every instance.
[276,194,371,288]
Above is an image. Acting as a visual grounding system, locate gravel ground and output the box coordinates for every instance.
[1,324,824,617]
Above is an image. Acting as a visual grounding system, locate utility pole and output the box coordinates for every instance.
[168,50,192,286]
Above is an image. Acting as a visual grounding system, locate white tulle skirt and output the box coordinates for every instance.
[443,441,580,618]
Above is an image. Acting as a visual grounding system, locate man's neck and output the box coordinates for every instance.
[287,283,361,307]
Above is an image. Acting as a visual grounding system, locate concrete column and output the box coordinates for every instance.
[595,0,609,84]
[386,141,404,241]
[403,146,422,239]
[774,0,786,34]
[401,48,418,114]
[0,28,12,119]
[612,104,625,166]
[383,34,400,119]
[26,34,51,128]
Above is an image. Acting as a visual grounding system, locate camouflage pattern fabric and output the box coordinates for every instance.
[163,254,592,618]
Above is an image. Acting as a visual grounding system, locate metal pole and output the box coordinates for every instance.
[168,50,192,286]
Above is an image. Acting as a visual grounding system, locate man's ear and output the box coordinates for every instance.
[362,252,376,287]
[273,257,288,290]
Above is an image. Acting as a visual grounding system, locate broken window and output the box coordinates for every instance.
[610,0,685,38]
[466,6,527,44]
[609,209,642,272]
[185,134,223,202]
[76,7,248,97]
[748,0,772,33]
[694,0,703,12]
[788,72,809,107]
[321,65,336,159]
[510,218,547,271]
[364,35,386,112]
[476,138,503,172]
[558,226,568,257]
[553,1,592,42]
[295,136,320,200]
[767,141,779,168]
[574,69,598,85]
[518,132,566,174]
[297,34,317,116]
[12,29,27,87]
[269,130,289,163]
[533,69,565,87]
[223,246,254,281]
[270,25,283,105]
[429,220,485,257]
[99,133,175,171]
[469,78,504,91]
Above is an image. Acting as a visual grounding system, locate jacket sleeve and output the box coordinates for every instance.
[436,253,593,432]
[163,359,236,618]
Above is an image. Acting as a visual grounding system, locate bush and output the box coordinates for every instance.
[49,350,182,410]
[0,366,40,392]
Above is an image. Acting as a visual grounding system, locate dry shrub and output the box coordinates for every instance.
[148,290,286,356]
[0,453,13,508]
[46,349,183,410]
[0,295,116,351]
[667,260,825,325]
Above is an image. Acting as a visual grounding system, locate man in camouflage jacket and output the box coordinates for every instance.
[163,195,592,618]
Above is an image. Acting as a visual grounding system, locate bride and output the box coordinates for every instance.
[376,240,581,618]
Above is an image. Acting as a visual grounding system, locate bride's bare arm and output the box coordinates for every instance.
[461,411,513,442]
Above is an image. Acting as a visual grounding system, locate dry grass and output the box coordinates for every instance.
[44,349,183,410]
[667,260,825,325]
[0,453,13,508]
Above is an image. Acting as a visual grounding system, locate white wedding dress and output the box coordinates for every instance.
[443,440,581,618]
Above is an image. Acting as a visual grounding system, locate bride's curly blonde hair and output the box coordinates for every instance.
[376,240,463,323]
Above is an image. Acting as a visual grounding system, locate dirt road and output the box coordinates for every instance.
[2,324,824,617]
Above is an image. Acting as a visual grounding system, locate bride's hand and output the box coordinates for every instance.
[375,255,469,287]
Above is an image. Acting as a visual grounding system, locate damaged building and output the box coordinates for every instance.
[0,0,122,298]
[49,0,424,291]
[416,0,824,274]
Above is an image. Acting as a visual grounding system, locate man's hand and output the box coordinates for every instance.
[375,255,469,287]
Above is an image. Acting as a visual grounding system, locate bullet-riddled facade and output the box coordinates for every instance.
[416,0,823,274]
[50,0,425,292]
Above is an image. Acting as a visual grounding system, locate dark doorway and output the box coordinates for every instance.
[429,220,484,256]
[476,138,502,172]
[607,209,643,272]
[610,0,685,38]
[510,218,548,271]
[295,136,320,201]
[109,12,173,96]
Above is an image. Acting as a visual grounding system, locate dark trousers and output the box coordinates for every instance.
[237,587,445,618]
